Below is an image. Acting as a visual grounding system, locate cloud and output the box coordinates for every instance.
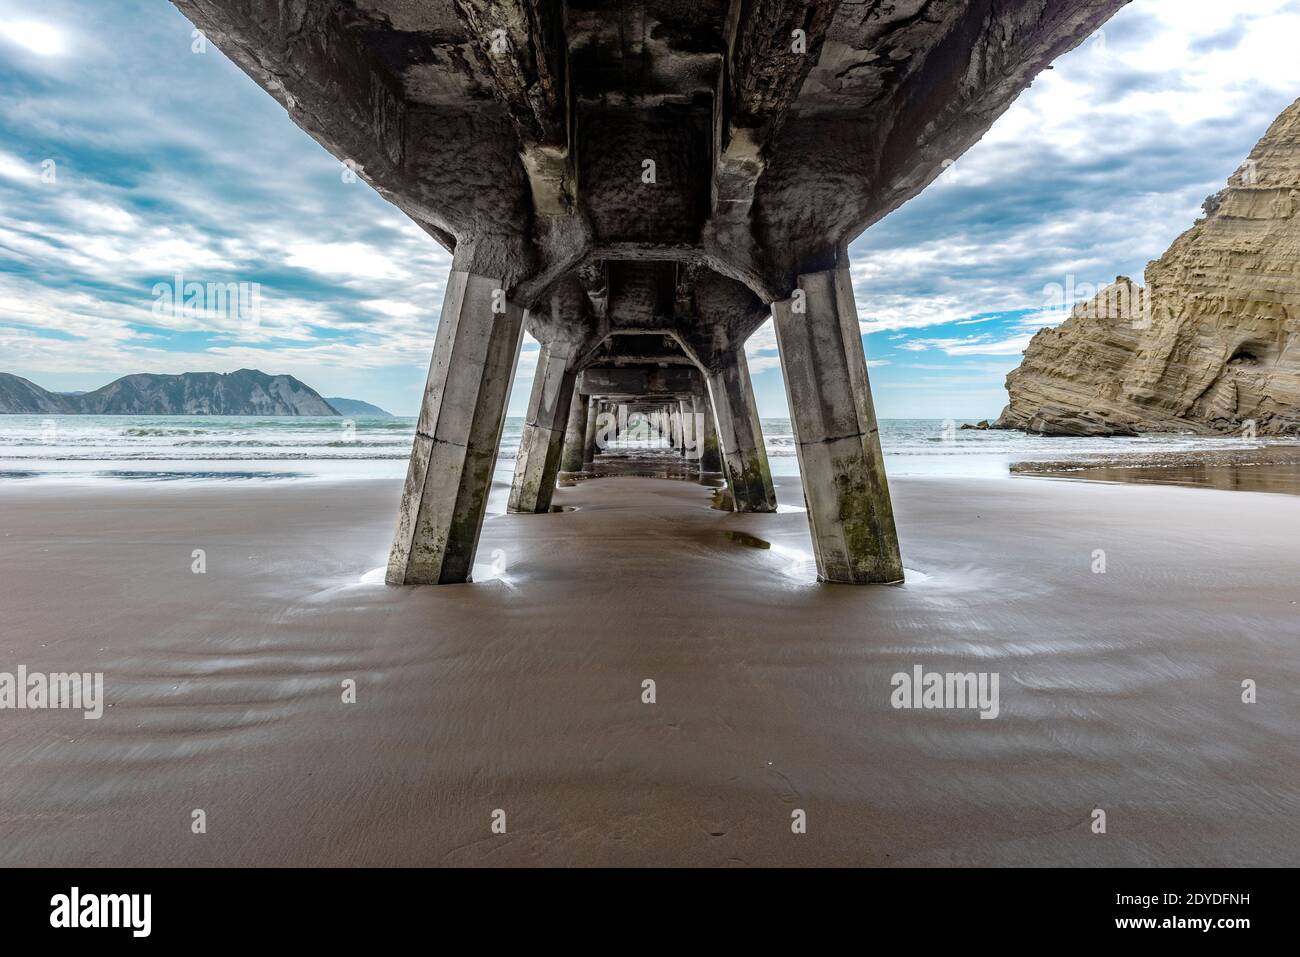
[284,242,407,282]
[0,149,40,183]
[0,20,68,57]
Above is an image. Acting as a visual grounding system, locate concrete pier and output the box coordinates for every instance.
[582,399,600,467]
[387,271,523,584]
[707,350,776,513]
[694,394,724,487]
[558,391,588,483]
[508,340,577,514]
[177,0,1126,584]
[774,263,902,583]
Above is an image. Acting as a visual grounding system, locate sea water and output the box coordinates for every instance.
[0,414,1285,485]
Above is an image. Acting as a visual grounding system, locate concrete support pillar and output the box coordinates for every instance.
[677,401,689,456]
[559,391,589,481]
[694,393,724,484]
[583,397,601,465]
[706,350,776,512]
[772,266,903,584]
[508,342,577,513]
[388,271,524,585]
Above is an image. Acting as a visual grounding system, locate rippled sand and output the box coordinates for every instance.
[1,473,1296,865]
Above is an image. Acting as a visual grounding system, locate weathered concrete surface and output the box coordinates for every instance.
[172,0,1128,582]
[579,366,700,396]
[677,401,691,459]
[508,341,577,513]
[694,393,724,485]
[388,271,523,584]
[582,397,601,466]
[558,390,589,480]
[707,349,777,512]
[774,264,901,583]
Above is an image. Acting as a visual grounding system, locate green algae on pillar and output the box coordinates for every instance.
[693,393,725,486]
[772,264,902,584]
[706,351,776,512]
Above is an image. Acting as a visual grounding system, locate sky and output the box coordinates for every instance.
[2,0,1299,418]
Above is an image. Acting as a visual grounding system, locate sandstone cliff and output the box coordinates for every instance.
[995,97,1300,437]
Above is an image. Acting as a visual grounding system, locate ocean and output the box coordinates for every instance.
[0,413,1285,484]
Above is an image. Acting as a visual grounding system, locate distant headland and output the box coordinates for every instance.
[0,369,391,416]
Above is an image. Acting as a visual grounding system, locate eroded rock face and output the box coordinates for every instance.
[996,97,1300,437]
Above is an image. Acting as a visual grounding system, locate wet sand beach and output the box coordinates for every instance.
[1,473,1297,866]
[1013,445,1300,496]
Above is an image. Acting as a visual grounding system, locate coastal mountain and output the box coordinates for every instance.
[0,370,340,415]
[75,370,338,415]
[0,374,78,414]
[995,97,1300,437]
[325,397,393,417]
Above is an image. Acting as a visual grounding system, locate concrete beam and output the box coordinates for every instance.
[388,271,524,584]
[455,0,576,226]
[772,265,902,583]
[454,0,565,146]
[578,366,701,396]
[508,340,578,513]
[704,0,840,295]
[706,349,776,512]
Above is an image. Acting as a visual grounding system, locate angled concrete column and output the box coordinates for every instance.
[509,342,577,513]
[388,271,524,585]
[583,398,601,465]
[706,350,776,512]
[693,393,724,485]
[558,391,589,482]
[772,266,903,584]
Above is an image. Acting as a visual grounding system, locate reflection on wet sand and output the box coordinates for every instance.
[568,446,707,483]
[1020,463,1300,496]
